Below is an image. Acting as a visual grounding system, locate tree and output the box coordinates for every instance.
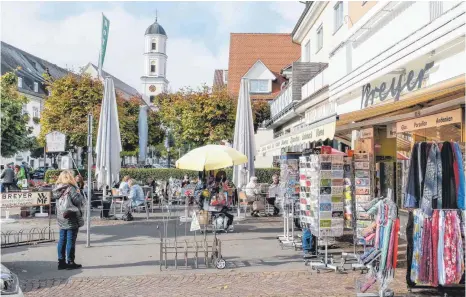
[0,72,33,157]
[252,100,271,132]
[156,86,237,150]
[40,74,165,154]
[147,109,165,147]
[39,73,102,147]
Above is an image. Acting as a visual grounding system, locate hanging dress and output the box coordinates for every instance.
[410,209,424,284]
[453,143,465,209]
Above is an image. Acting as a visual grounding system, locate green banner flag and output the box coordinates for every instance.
[99,14,110,71]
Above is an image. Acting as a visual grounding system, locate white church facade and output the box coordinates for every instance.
[140,17,169,106]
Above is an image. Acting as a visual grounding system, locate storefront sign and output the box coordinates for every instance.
[396,109,462,133]
[359,128,374,139]
[361,62,434,108]
[258,122,336,156]
[1,191,52,209]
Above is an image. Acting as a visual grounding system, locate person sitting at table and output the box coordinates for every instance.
[245,176,261,217]
[181,175,190,188]
[146,178,156,192]
[118,176,131,196]
[128,179,145,208]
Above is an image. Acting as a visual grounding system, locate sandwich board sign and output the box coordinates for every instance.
[46,131,66,152]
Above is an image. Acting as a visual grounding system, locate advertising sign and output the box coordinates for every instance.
[1,191,51,209]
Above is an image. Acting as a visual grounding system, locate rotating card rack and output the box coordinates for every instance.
[298,153,345,272]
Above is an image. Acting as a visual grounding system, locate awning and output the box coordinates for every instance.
[336,75,465,128]
[257,118,336,157]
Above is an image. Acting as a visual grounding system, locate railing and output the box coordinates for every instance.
[301,67,328,101]
[270,83,293,119]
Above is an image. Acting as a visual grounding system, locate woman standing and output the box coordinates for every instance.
[54,170,85,270]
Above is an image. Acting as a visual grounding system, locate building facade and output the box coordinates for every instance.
[1,41,70,168]
[140,17,169,107]
[227,33,301,101]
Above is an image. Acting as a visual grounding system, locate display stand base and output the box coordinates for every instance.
[341,252,367,272]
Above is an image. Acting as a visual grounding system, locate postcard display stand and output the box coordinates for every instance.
[299,154,344,272]
[277,158,300,248]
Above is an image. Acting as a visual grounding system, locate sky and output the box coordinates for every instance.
[0,1,305,92]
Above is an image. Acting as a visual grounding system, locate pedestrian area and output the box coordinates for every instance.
[0,216,459,297]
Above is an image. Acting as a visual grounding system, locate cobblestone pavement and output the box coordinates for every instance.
[21,270,414,297]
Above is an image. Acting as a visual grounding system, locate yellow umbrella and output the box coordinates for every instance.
[175,145,248,171]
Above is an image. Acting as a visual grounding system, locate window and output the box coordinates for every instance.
[223,70,228,83]
[430,1,443,21]
[334,2,343,33]
[151,39,157,51]
[304,40,311,62]
[249,80,269,93]
[149,96,155,103]
[33,107,39,118]
[18,77,23,88]
[21,104,27,115]
[150,61,156,74]
[316,25,323,53]
[34,82,39,92]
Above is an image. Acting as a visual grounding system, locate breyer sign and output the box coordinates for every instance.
[1,191,51,208]
[361,61,434,108]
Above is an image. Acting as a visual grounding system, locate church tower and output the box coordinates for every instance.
[141,15,169,106]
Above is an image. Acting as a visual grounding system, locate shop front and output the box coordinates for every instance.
[334,47,465,239]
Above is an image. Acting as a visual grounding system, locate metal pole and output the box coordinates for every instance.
[86,114,93,248]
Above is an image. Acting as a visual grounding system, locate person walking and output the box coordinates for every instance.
[54,170,85,270]
[14,165,27,189]
[0,164,16,192]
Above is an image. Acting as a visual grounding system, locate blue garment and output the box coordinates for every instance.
[57,228,78,262]
[119,181,130,196]
[129,184,145,207]
[302,229,313,254]
[454,142,465,210]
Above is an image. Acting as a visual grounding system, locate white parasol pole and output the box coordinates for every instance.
[86,114,93,248]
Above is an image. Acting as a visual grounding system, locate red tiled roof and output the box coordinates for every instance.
[227,33,301,100]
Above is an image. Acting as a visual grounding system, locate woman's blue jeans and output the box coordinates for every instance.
[57,228,79,262]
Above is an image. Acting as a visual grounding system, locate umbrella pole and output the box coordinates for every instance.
[86,114,93,248]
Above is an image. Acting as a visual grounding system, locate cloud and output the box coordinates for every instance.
[0,2,303,92]
[270,2,306,33]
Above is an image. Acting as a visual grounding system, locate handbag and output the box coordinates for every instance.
[253,200,264,211]
[58,187,80,220]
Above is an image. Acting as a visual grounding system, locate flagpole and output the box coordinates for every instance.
[86,114,93,248]
[98,13,104,79]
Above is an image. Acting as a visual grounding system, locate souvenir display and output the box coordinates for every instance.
[299,154,344,238]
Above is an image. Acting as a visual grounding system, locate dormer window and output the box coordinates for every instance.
[18,77,23,88]
[250,80,270,93]
[34,82,39,92]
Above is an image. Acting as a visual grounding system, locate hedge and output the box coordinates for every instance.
[45,168,279,184]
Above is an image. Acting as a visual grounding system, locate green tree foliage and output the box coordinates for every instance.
[40,74,164,152]
[252,100,271,132]
[156,86,237,149]
[0,72,33,157]
[40,73,102,147]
